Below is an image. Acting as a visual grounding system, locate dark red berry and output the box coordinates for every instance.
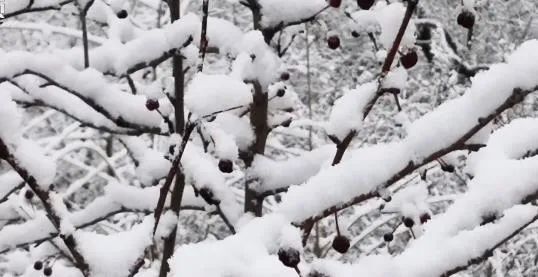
[280,72,290,81]
[281,118,292,128]
[329,0,342,8]
[276,89,286,97]
[332,235,350,253]
[357,0,375,10]
[308,271,330,277]
[218,159,233,173]
[403,217,415,228]
[457,10,475,29]
[383,233,393,242]
[420,213,431,224]
[33,261,43,270]
[441,164,455,173]
[327,35,340,50]
[116,10,128,19]
[199,188,220,205]
[278,248,300,268]
[44,267,52,276]
[145,99,160,111]
[400,50,418,69]
[25,190,34,200]
[351,31,360,38]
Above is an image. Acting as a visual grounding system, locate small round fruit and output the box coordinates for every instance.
[420,213,431,224]
[280,72,290,81]
[25,190,34,200]
[357,0,375,10]
[457,10,475,29]
[383,233,394,242]
[218,159,233,173]
[33,261,43,270]
[332,235,350,254]
[329,0,342,8]
[116,10,128,19]
[199,188,220,205]
[403,217,415,228]
[145,99,160,111]
[400,50,418,69]
[351,31,360,38]
[276,89,286,97]
[327,35,340,50]
[441,164,455,173]
[278,248,300,268]
[43,267,52,276]
[308,271,330,277]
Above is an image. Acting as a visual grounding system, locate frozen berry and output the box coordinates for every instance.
[278,248,300,268]
[400,50,418,69]
[281,118,292,128]
[218,159,233,173]
[457,10,475,29]
[44,267,52,276]
[116,10,128,19]
[420,213,431,224]
[25,190,34,200]
[33,261,43,270]
[403,217,415,228]
[276,89,286,97]
[441,164,455,173]
[308,271,330,277]
[280,72,290,81]
[351,30,360,38]
[327,35,340,50]
[357,0,375,10]
[329,0,342,8]
[332,235,350,254]
[199,188,220,205]
[383,233,393,242]
[145,99,160,111]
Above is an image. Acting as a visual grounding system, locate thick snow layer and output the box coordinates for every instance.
[375,2,416,50]
[0,93,22,145]
[258,0,326,28]
[278,40,538,223]
[121,137,171,186]
[185,73,252,116]
[212,113,255,151]
[250,145,334,192]
[77,216,154,277]
[467,118,538,174]
[170,214,301,277]
[325,82,377,141]
[182,143,242,224]
[0,52,164,131]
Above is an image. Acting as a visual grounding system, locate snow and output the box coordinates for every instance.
[185,73,252,116]
[76,216,154,277]
[375,2,416,50]
[121,137,171,186]
[212,114,255,151]
[0,93,22,145]
[277,39,538,223]
[325,82,377,141]
[250,145,334,192]
[182,143,242,224]
[258,0,326,28]
[170,214,301,277]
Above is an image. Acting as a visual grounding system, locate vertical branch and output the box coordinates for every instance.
[78,1,94,68]
[158,1,187,276]
[197,0,209,72]
[243,80,269,216]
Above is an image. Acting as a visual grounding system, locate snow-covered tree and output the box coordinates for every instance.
[0,0,537,276]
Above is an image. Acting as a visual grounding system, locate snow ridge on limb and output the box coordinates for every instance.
[277,39,538,224]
